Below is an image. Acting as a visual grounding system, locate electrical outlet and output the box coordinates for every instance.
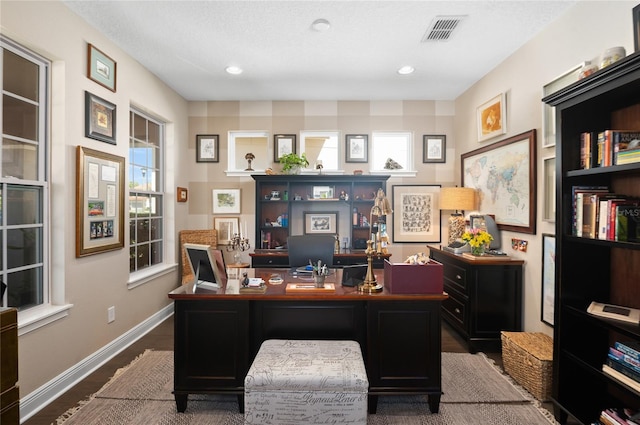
[107,306,115,323]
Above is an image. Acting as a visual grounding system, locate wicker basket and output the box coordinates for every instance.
[501,331,553,401]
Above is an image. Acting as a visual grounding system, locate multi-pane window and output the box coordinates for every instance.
[1,37,49,311]
[300,131,339,171]
[129,110,164,273]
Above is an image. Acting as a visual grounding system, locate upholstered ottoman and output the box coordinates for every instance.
[244,339,368,424]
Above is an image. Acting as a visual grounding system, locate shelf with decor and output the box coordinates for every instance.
[543,51,640,425]
[252,174,390,268]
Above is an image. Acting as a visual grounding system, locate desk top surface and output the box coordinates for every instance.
[169,268,447,301]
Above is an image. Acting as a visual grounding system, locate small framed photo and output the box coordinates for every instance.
[87,43,116,92]
[212,188,241,214]
[85,91,116,145]
[274,134,296,162]
[177,187,188,203]
[423,135,446,163]
[196,135,219,163]
[214,217,239,245]
[312,186,334,199]
[477,93,507,142]
[469,215,486,231]
[304,211,338,235]
[345,134,368,163]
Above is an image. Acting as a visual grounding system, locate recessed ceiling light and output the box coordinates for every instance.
[397,66,415,75]
[311,18,331,32]
[225,66,243,75]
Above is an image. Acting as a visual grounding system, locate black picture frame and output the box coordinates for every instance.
[634,3,640,52]
[196,134,219,163]
[85,91,116,145]
[345,134,368,163]
[274,134,296,162]
[423,135,446,163]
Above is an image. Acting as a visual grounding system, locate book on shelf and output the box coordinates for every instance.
[615,341,640,361]
[602,363,640,392]
[596,130,640,168]
[599,407,640,425]
[612,131,640,165]
[571,186,610,236]
[610,200,640,240]
[597,195,628,239]
[580,132,595,169]
[616,147,640,165]
[615,204,640,242]
[608,348,640,375]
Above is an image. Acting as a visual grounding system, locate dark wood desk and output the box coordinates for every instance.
[168,268,447,414]
[250,250,391,268]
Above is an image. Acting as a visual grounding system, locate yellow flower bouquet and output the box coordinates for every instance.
[461,229,494,255]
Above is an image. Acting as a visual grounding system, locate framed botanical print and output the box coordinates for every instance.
[212,188,241,214]
[345,134,368,163]
[423,135,446,163]
[87,43,116,92]
[391,184,441,243]
[477,93,507,142]
[274,134,296,162]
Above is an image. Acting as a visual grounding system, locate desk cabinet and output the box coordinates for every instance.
[429,247,523,353]
[1,308,19,425]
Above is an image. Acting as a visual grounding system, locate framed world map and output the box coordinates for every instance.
[461,129,537,234]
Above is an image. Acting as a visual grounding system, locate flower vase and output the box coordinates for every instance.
[471,245,486,256]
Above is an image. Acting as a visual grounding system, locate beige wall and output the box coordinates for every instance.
[1,1,188,398]
[454,0,636,335]
[186,100,457,265]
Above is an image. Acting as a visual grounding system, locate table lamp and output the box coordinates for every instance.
[440,187,476,245]
[359,188,393,294]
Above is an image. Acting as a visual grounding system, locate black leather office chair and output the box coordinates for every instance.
[286,235,335,268]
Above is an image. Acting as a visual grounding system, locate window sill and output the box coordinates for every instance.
[128,263,177,290]
[18,303,74,336]
[370,170,417,177]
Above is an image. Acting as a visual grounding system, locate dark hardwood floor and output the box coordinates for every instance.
[22,315,563,425]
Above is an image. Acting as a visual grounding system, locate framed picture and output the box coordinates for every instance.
[304,211,338,235]
[196,134,219,163]
[85,91,116,145]
[423,135,446,163]
[87,43,116,92]
[542,156,556,222]
[212,189,241,214]
[542,63,583,148]
[345,134,368,163]
[274,134,296,162]
[214,217,239,245]
[391,184,441,243]
[541,233,556,326]
[462,129,537,234]
[75,146,125,257]
[177,187,188,203]
[312,186,334,199]
[469,215,486,231]
[477,93,507,142]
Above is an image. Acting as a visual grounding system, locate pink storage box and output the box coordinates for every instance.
[383,259,444,294]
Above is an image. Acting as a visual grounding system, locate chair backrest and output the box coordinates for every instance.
[286,234,335,268]
[179,229,217,284]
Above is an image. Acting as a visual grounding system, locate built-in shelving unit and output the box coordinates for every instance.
[543,51,640,424]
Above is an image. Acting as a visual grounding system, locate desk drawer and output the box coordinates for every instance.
[442,293,466,327]
[442,262,467,293]
[251,256,289,268]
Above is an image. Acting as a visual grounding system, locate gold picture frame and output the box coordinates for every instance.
[76,146,125,257]
[477,93,507,142]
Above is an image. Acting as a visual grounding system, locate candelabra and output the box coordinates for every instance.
[226,232,250,265]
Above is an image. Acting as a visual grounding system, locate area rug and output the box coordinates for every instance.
[55,350,558,425]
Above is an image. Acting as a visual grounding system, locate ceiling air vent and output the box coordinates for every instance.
[421,16,466,42]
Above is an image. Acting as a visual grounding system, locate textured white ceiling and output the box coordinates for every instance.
[63,0,577,101]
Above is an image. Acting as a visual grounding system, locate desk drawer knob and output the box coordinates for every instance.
[455,308,461,314]
[455,274,462,280]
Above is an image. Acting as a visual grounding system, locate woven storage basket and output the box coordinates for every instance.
[501,331,553,401]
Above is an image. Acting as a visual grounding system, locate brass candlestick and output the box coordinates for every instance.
[358,188,392,294]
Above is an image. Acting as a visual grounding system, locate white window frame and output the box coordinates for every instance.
[128,108,168,285]
[370,131,417,177]
[1,36,73,334]
[299,131,342,174]
[226,130,269,176]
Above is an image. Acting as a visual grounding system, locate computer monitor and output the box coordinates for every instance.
[184,243,222,289]
[287,235,335,270]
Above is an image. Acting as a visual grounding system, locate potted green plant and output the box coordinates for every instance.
[279,152,309,174]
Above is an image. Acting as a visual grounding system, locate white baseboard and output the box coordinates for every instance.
[19,304,174,423]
